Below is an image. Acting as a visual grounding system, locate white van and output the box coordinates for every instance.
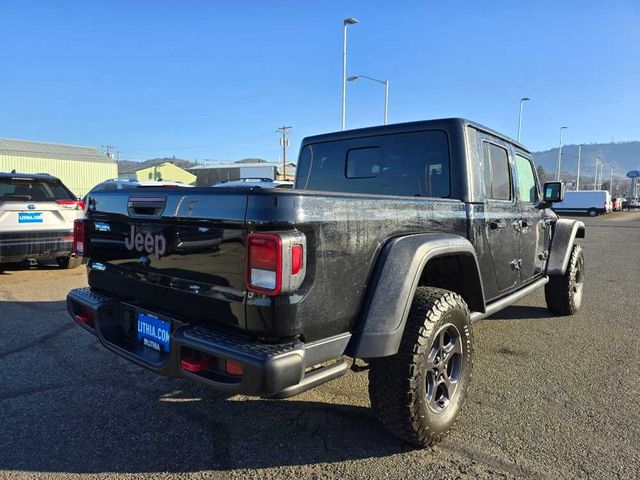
[552,190,611,217]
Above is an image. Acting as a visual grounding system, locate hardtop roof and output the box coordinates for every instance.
[300,117,530,153]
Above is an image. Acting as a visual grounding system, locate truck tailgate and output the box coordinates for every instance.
[85,189,248,329]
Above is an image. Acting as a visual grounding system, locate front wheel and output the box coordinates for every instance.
[587,208,598,217]
[545,244,584,315]
[368,287,473,447]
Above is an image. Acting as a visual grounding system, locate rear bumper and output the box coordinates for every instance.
[66,288,351,397]
[0,230,73,262]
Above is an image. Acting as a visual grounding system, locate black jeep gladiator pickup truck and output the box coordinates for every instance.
[67,118,585,447]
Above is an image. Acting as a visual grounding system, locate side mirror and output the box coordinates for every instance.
[543,181,565,203]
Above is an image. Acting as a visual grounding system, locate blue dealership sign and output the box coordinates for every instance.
[626,170,640,179]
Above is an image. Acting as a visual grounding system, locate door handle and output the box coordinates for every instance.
[489,220,507,230]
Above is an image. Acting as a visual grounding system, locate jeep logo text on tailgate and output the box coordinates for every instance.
[124,226,167,259]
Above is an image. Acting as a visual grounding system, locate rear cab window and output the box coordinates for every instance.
[295,130,450,198]
[0,177,75,202]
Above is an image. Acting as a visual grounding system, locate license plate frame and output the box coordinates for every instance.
[136,311,171,352]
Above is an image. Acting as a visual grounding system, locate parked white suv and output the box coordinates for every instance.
[0,172,84,268]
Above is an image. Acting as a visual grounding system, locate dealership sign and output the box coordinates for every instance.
[627,170,640,179]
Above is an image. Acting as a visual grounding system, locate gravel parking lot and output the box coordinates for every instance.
[1,213,639,479]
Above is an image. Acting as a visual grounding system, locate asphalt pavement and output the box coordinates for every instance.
[1,212,639,479]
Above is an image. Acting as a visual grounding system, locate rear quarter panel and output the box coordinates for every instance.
[246,190,467,341]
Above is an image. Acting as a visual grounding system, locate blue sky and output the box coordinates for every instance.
[0,1,638,163]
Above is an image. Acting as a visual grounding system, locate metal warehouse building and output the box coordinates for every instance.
[0,138,117,197]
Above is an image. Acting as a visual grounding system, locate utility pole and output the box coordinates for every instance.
[102,144,114,159]
[276,125,292,180]
[593,157,600,190]
[576,145,582,190]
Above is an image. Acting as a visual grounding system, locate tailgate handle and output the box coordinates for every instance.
[127,196,166,217]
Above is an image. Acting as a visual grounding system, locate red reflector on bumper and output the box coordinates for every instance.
[181,356,210,372]
[225,359,244,376]
[74,313,92,325]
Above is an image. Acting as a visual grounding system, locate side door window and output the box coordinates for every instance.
[514,153,547,280]
[482,140,520,293]
[514,154,539,204]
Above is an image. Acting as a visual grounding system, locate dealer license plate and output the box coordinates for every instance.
[137,311,171,352]
[18,212,43,223]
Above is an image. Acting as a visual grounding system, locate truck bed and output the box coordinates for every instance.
[86,187,467,341]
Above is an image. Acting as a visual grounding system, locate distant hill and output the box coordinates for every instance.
[532,141,640,181]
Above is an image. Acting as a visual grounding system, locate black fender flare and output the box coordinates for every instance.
[547,219,585,276]
[347,233,485,358]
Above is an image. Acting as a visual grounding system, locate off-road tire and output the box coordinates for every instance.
[545,244,584,315]
[57,255,82,269]
[368,287,473,447]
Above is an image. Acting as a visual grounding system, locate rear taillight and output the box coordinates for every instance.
[73,218,89,256]
[246,231,306,296]
[247,234,281,293]
[56,199,85,210]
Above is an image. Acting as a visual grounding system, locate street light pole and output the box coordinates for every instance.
[596,162,605,190]
[556,126,568,180]
[593,158,600,190]
[384,80,389,125]
[517,97,530,142]
[576,145,582,190]
[341,18,358,131]
[610,167,614,194]
[348,74,389,125]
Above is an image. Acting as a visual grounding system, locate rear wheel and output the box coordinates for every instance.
[368,287,473,447]
[545,244,584,315]
[57,255,82,269]
[587,208,598,217]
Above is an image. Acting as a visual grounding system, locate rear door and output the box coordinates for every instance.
[0,176,81,232]
[480,137,521,293]
[513,152,549,281]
